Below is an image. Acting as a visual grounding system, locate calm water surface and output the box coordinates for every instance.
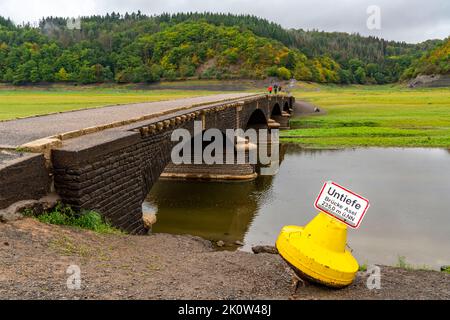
[144,146,450,269]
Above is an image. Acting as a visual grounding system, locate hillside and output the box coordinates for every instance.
[113,21,343,83]
[0,12,447,85]
[402,38,450,79]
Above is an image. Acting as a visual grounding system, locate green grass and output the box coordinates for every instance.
[396,255,430,271]
[0,85,224,120]
[24,203,122,235]
[359,263,368,272]
[284,84,450,148]
[49,234,93,258]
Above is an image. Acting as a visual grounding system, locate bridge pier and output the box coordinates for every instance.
[160,135,259,182]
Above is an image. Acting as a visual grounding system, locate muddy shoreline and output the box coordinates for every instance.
[0,219,448,300]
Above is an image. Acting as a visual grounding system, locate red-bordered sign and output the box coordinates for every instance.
[314,181,370,229]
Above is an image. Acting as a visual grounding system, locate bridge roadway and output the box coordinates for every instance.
[0,93,252,148]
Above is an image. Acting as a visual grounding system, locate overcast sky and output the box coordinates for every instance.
[0,0,449,43]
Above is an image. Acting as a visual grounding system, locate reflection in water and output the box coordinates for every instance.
[144,145,450,269]
[145,177,274,243]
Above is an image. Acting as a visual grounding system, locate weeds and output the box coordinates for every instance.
[49,234,92,257]
[26,203,123,235]
[396,255,430,271]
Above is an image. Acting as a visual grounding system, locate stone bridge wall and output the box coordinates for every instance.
[0,153,50,209]
[50,94,294,234]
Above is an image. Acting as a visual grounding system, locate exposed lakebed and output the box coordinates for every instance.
[144,146,450,269]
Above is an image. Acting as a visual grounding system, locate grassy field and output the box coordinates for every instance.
[1,82,449,148]
[0,85,224,120]
[284,85,450,148]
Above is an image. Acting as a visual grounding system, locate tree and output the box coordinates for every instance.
[276,67,291,80]
[223,48,238,64]
[78,65,97,84]
[115,68,132,83]
[13,60,39,85]
[354,67,367,84]
[310,63,321,83]
[55,67,69,81]
[266,66,278,77]
[103,66,114,82]
[338,69,352,84]
[348,58,364,73]
[149,64,163,82]
[281,51,296,69]
[163,69,177,81]
[178,57,196,78]
[374,72,386,84]
[30,67,40,83]
[2,68,14,82]
[39,63,55,82]
[294,64,312,81]
[366,63,379,77]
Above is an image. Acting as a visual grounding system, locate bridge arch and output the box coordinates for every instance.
[271,103,282,117]
[246,109,268,130]
[271,103,284,126]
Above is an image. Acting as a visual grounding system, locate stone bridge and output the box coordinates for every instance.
[0,93,294,233]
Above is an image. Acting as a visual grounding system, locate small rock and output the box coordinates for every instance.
[142,212,157,230]
[234,240,244,246]
[4,242,9,246]
[252,246,278,255]
[0,193,61,223]
[40,193,61,211]
[0,210,22,223]
[216,240,225,247]
[0,200,36,223]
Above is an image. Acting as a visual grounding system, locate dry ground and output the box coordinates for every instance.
[0,219,448,300]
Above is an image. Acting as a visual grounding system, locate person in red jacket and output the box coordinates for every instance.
[268,86,273,94]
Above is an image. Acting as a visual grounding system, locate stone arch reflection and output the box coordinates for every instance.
[143,144,292,245]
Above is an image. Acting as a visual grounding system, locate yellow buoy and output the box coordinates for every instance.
[276,212,359,288]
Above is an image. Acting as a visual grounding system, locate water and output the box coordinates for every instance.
[144,145,450,269]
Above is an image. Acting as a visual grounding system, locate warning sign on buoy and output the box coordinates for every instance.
[276,181,370,288]
[314,181,370,229]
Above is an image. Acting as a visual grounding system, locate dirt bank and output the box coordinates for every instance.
[0,219,448,300]
[293,101,327,116]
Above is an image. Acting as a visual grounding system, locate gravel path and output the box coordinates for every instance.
[1,219,448,300]
[0,93,251,147]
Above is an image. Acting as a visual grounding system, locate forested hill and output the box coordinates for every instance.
[0,12,447,85]
[402,38,450,79]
